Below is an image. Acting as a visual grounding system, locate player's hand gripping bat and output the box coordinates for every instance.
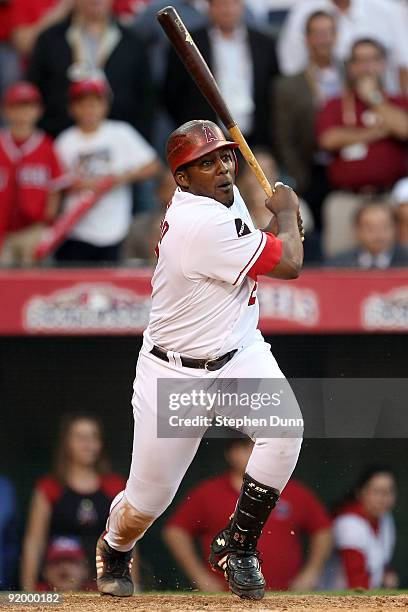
[157,5,304,241]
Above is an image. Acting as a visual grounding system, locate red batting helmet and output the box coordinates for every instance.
[166,120,239,175]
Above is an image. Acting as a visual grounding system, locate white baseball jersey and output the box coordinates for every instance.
[331,511,396,589]
[56,120,157,246]
[145,185,282,358]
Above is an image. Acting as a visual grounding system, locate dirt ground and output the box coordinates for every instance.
[2,593,408,612]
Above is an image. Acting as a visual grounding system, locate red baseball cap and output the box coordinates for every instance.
[3,81,42,106]
[69,77,111,102]
[45,537,86,563]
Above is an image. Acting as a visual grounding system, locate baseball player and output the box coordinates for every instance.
[96,120,304,600]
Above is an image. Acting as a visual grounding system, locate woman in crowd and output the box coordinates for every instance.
[21,413,126,590]
[331,465,398,589]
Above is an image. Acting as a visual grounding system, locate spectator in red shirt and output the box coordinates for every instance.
[163,438,332,592]
[328,466,398,590]
[316,38,408,257]
[113,0,150,23]
[10,0,73,58]
[0,81,63,265]
[20,413,127,592]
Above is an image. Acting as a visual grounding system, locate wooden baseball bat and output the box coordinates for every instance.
[157,5,273,198]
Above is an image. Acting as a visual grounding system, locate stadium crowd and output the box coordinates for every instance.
[0,0,408,268]
[0,420,400,593]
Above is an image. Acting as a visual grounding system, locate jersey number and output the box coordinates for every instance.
[160,220,169,242]
[248,282,258,306]
[155,220,170,257]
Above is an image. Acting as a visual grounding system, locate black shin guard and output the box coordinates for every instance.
[229,473,280,552]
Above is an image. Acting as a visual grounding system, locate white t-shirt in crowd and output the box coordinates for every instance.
[145,186,279,359]
[277,0,408,93]
[56,120,157,246]
[331,511,396,589]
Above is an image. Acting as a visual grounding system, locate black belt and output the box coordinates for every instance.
[150,345,237,371]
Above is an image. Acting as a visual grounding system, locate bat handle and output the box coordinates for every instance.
[228,125,273,198]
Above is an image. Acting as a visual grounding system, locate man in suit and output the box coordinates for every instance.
[274,10,342,229]
[133,0,207,85]
[26,0,154,140]
[163,0,279,148]
[391,178,408,248]
[327,202,408,268]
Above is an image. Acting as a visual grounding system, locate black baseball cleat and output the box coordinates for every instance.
[96,534,134,597]
[209,526,266,600]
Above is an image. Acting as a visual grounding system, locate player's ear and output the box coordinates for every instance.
[174,169,189,189]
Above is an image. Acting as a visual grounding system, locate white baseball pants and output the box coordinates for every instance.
[105,335,303,551]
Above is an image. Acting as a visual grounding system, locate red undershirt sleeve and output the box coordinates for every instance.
[247,232,282,280]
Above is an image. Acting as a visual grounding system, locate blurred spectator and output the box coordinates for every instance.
[237,148,321,263]
[317,39,408,257]
[164,438,332,592]
[0,0,22,113]
[26,0,154,139]
[133,0,208,157]
[54,76,161,264]
[0,476,18,590]
[21,413,126,591]
[326,202,408,268]
[274,11,342,229]
[329,466,398,589]
[133,0,207,85]
[123,168,176,265]
[244,0,297,34]
[164,0,279,147]
[113,0,150,23]
[0,82,63,266]
[391,178,408,247]
[37,537,93,591]
[10,0,73,58]
[277,0,408,95]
